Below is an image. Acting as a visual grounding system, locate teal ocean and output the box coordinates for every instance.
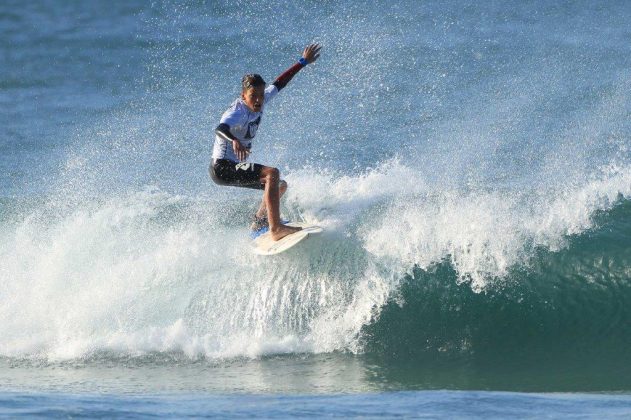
[1,0,631,417]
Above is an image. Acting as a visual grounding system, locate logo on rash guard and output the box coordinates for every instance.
[236,163,252,171]
[245,116,261,139]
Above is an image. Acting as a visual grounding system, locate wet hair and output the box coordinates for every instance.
[241,73,266,91]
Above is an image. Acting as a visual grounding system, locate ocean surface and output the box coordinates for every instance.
[2,0,631,417]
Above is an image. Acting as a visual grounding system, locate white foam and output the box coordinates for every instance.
[0,184,393,360]
[1,162,629,360]
[363,163,631,291]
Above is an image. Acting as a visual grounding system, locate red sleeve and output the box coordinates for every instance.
[272,62,305,91]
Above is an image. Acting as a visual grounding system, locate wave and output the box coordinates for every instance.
[0,161,629,361]
[363,199,631,362]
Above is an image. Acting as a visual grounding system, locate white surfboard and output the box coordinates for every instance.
[252,222,323,255]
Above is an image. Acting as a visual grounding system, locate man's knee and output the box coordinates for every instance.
[279,180,288,191]
[263,167,280,182]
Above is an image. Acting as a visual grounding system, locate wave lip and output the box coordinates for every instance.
[363,163,631,290]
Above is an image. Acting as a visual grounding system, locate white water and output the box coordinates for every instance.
[1,159,629,360]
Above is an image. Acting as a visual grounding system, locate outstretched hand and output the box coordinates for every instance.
[302,43,322,64]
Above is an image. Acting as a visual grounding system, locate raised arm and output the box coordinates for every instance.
[272,43,322,91]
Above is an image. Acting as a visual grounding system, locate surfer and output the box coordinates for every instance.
[210,43,322,241]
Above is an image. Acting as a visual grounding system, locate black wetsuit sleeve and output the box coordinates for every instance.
[272,61,306,92]
[215,123,236,142]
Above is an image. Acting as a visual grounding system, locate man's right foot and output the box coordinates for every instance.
[270,224,302,241]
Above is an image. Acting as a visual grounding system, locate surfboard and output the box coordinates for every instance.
[252,221,323,255]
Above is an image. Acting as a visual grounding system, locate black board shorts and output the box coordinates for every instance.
[210,159,265,190]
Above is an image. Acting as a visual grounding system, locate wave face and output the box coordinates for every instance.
[363,197,631,360]
[1,0,631,379]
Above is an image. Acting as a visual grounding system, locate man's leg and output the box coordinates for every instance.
[259,167,300,241]
[254,180,287,220]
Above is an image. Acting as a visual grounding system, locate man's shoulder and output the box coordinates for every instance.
[222,99,248,119]
[226,98,247,112]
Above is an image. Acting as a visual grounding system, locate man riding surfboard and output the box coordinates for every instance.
[210,43,322,241]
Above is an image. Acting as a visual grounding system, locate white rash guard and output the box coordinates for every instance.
[212,84,279,163]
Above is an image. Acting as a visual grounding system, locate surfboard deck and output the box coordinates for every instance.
[252,222,323,255]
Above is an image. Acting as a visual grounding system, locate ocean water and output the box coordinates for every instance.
[1,0,631,417]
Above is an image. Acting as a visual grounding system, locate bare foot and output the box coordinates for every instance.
[250,215,268,231]
[270,224,302,241]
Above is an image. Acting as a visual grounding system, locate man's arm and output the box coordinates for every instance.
[215,123,248,161]
[272,43,322,91]
[215,123,236,142]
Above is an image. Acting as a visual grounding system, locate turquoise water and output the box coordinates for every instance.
[1,0,631,417]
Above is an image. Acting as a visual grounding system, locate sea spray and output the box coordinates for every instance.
[1,0,630,377]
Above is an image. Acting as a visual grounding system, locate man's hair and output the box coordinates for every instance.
[242,73,266,91]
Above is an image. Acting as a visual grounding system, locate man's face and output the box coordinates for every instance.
[242,85,265,112]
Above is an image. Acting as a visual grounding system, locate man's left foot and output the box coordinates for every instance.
[250,215,269,231]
